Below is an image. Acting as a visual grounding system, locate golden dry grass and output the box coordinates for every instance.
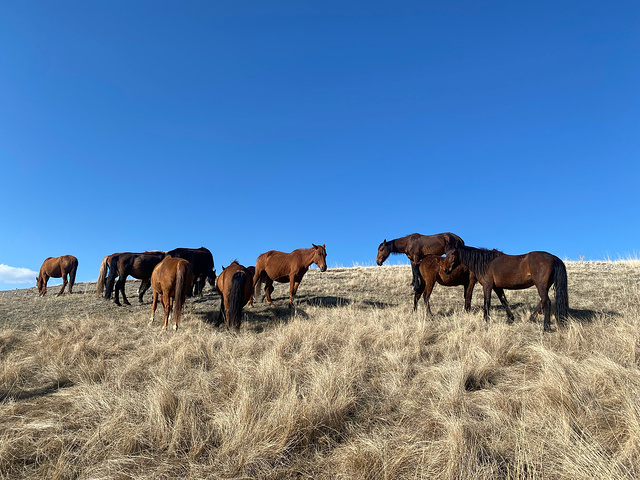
[1,261,639,479]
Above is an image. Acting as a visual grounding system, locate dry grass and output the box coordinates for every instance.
[1,261,640,479]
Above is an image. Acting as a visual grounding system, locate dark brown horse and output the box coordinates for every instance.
[166,247,216,296]
[444,245,569,332]
[149,256,194,331]
[252,244,327,309]
[36,255,78,296]
[414,255,476,315]
[215,261,254,330]
[376,232,464,290]
[104,251,166,306]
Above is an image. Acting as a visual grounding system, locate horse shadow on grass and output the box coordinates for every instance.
[0,379,74,402]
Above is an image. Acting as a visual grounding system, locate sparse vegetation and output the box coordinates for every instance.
[1,261,639,479]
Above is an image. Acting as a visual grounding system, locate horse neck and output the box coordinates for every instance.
[458,246,502,276]
[388,238,405,254]
[300,248,318,267]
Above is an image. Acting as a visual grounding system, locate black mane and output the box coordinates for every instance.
[457,245,504,276]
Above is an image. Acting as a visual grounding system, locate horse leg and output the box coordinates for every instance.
[463,278,475,313]
[215,301,225,328]
[57,274,68,296]
[289,278,301,309]
[149,291,158,326]
[138,278,151,304]
[119,278,131,306]
[422,277,435,316]
[535,285,552,332]
[161,293,171,331]
[264,278,275,306]
[482,283,493,322]
[410,261,421,291]
[493,287,515,324]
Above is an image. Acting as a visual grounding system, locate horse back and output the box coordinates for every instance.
[257,249,306,280]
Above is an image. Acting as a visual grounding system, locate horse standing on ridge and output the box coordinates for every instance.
[166,247,216,296]
[252,244,327,309]
[376,232,464,290]
[149,256,194,332]
[104,251,166,306]
[36,255,78,296]
[413,254,476,315]
[444,245,569,332]
[215,261,254,330]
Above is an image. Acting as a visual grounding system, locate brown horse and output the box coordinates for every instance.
[104,251,166,306]
[166,247,216,296]
[215,261,254,330]
[444,245,569,332]
[36,255,78,296]
[252,244,327,309]
[149,256,194,331]
[376,232,464,290]
[414,255,476,315]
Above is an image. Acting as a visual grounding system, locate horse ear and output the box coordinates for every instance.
[383,239,387,244]
[312,243,318,249]
[322,244,325,248]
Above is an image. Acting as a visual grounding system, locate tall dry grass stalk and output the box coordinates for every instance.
[0,261,639,479]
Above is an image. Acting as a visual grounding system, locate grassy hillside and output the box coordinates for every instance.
[1,261,639,479]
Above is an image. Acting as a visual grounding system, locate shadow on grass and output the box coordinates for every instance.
[0,379,74,402]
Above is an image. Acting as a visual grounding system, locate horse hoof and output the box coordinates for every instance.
[173,325,178,331]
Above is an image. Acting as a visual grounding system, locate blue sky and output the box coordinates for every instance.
[1,1,638,290]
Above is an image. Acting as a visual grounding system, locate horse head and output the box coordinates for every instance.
[36,274,46,296]
[443,248,459,275]
[376,239,391,266]
[312,244,327,272]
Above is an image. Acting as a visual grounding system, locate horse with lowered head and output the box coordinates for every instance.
[376,232,464,290]
[252,244,327,309]
[166,247,216,296]
[215,261,255,330]
[444,245,569,332]
[149,256,194,332]
[104,251,167,306]
[36,255,78,296]
[414,254,476,315]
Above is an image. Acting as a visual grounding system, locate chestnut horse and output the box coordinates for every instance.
[252,244,327,309]
[444,245,569,332]
[414,254,476,315]
[376,232,464,290]
[215,261,254,330]
[149,256,194,331]
[36,255,78,296]
[104,251,166,306]
[166,247,216,296]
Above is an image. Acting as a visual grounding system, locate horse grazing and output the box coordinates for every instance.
[252,244,327,309]
[414,255,476,315]
[166,247,216,296]
[376,232,464,290]
[149,256,194,331]
[215,261,254,330]
[444,245,569,332]
[36,255,78,296]
[104,251,166,306]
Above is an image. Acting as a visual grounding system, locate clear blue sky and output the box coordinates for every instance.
[1,1,638,290]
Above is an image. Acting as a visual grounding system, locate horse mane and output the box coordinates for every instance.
[457,245,504,276]
[386,240,401,255]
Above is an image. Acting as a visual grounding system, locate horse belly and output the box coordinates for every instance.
[274,276,290,283]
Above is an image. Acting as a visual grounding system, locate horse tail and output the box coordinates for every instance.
[96,256,109,296]
[553,257,569,324]
[173,262,191,330]
[69,258,78,290]
[253,271,264,301]
[228,271,247,329]
[104,256,118,300]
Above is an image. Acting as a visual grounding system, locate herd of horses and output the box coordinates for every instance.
[35,233,569,333]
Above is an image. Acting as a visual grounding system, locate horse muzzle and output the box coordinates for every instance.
[320,266,327,272]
